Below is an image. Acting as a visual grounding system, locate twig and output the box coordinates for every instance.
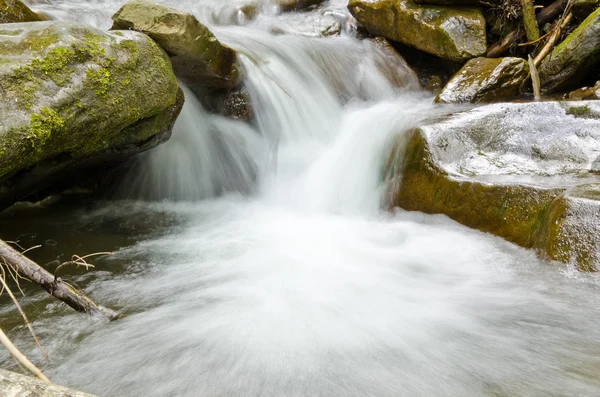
[0,327,50,382]
[0,266,48,360]
[528,55,541,100]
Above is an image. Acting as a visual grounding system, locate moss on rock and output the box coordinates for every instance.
[0,21,183,211]
[0,0,43,23]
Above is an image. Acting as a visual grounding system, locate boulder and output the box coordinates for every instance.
[277,0,324,11]
[0,21,183,211]
[384,101,600,270]
[436,57,529,103]
[111,0,241,89]
[0,0,43,23]
[0,369,100,397]
[539,8,600,93]
[347,0,486,62]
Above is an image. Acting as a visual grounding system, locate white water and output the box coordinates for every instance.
[3,1,600,396]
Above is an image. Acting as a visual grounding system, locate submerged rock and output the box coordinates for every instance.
[111,0,241,89]
[0,369,100,397]
[539,8,600,93]
[0,0,44,23]
[0,21,183,211]
[436,57,529,103]
[385,101,600,270]
[270,13,342,37]
[347,0,486,62]
[277,0,324,11]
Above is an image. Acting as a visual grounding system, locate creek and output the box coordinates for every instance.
[1,1,600,396]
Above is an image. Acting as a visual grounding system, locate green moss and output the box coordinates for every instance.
[28,107,65,149]
[565,105,599,119]
[86,66,111,97]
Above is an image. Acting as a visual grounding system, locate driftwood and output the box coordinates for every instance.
[0,240,119,320]
[0,369,100,397]
[487,0,569,57]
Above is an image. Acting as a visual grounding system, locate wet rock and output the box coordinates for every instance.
[0,0,44,23]
[568,81,600,100]
[111,0,241,89]
[277,0,324,12]
[347,0,486,62]
[539,8,600,93]
[384,100,600,270]
[436,57,529,103]
[270,13,342,37]
[0,21,183,212]
[592,155,600,172]
[196,86,255,121]
[369,37,421,90]
[0,369,100,397]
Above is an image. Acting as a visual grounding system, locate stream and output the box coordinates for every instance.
[2,1,600,396]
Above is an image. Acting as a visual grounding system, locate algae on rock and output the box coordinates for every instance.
[347,0,486,62]
[0,21,183,211]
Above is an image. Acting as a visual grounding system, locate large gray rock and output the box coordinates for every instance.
[436,57,529,103]
[0,369,100,397]
[385,101,600,270]
[0,21,183,211]
[539,8,600,93]
[347,0,486,62]
[111,0,241,89]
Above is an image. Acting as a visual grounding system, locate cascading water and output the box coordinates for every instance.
[2,1,600,397]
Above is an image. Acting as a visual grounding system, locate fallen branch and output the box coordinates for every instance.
[0,327,49,382]
[521,0,540,42]
[0,239,119,320]
[533,12,573,66]
[487,0,569,57]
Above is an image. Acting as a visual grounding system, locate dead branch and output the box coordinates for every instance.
[0,239,119,320]
[528,55,541,100]
[0,327,50,382]
[533,12,573,66]
[487,0,569,57]
[520,0,540,42]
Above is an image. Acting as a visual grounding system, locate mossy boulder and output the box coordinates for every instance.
[111,0,241,89]
[0,21,183,211]
[436,57,529,103]
[384,101,600,270]
[539,8,600,93]
[0,0,43,23]
[347,0,486,62]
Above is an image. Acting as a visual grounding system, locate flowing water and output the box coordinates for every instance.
[2,1,600,396]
